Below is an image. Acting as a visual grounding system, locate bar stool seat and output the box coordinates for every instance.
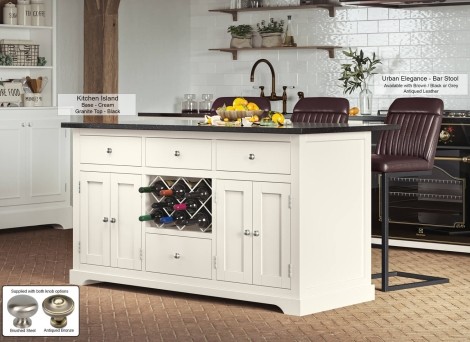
[372,97,449,292]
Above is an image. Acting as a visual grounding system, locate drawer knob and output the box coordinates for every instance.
[42,295,75,328]
[253,230,260,237]
[103,217,108,222]
[244,229,251,236]
[174,150,181,157]
[7,295,38,328]
[110,218,116,223]
[107,148,112,154]
[174,253,181,259]
[249,153,255,160]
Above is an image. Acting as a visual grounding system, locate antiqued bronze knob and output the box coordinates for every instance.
[42,295,75,328]
[7,295,39,328]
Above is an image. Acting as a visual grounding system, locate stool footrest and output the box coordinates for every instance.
[372,271,449,291]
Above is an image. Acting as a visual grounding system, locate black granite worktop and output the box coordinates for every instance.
[61,117,397,135]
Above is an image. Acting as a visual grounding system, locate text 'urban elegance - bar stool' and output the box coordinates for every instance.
[372,97,449,291]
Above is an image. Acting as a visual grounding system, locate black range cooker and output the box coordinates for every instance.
[367,110,470,253]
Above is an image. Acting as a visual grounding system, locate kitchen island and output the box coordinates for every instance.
[62,118,396,316]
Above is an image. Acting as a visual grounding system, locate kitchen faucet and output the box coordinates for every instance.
[250,59,287,114]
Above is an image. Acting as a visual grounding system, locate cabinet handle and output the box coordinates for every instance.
[28,122,32,127]
[253,230,260,237]
[249,153,255,160]
[103,217,108,222]
[174,150,180,157]
[21,122,25,127]
[244,229,251,236]
[107,148,112,154]
[110,218,116,223]
[174,253,181,259]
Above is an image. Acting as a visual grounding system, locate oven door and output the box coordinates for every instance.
[372,149,469,243]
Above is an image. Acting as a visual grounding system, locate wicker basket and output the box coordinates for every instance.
[0,44,39,66]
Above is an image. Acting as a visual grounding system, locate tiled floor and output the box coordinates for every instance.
[1,226,470,341]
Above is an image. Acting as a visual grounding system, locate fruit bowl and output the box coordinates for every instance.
[216,109,264,121]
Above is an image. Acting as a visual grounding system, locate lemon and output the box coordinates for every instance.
[234,105,246,111]
[233,97,248,107]
[226,105,235,111]
[246,102,259,110]
[271,113,285,125]
[349,107,360,116]
[252,114,260,122]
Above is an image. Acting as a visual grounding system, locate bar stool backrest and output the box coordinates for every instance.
[292,97,349,123]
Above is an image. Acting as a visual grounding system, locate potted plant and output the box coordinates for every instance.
[338,48,381,115]
[257,18,284,48]
[227,24,254,48]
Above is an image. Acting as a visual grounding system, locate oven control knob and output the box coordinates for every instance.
[439,129,451,143]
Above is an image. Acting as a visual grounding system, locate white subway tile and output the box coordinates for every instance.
[379,20,400,33]
[368,33,389,46]
[399,45,422,58]
[410,32,433,46]
[409,59,434,72]
[348,34,368,47]
[357,21,378,34]
[378,46,400,59]
[399,19,421,32]
[347,8,368,21]
[389,8,410,20]
[368,8,389,21]
[389,32,411,45]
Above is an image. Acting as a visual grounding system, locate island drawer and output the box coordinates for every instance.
[216,140,291,174]
[145,234,212,279]
[146,138,212,170]
[80,135,142,166]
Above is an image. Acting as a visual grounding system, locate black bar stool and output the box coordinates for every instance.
[291,97,349,123]
[372,97,449,291]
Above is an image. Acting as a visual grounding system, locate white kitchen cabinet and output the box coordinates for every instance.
[0,113,71,229]
[216,180,291,289]
[79,171,142,270]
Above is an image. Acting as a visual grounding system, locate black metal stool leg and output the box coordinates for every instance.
[372,172,449,292]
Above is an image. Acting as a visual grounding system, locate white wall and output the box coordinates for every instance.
[56,0,83,95]
[191,1,470,113]
[119,0,191,113]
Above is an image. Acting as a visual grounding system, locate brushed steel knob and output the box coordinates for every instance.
[244,229,251,236]
[107,148,112,154]
[42,295,75,328]
[174,253,181,259]
[103,217,108,222]
[253,230,260,237]
[174,150,181,157]
[110,218,116,223]
[249,153,255,160]
[7,295,38,328]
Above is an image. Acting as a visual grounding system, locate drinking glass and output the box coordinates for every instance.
[199,94,213,114]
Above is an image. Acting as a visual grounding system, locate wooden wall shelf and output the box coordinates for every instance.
[209,4,336,21]
[209,46,341,60]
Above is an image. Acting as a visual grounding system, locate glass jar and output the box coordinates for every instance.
[182,94,197,114]
[198,94,213,114]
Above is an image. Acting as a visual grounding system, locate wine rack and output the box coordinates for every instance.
[141,175,212,233]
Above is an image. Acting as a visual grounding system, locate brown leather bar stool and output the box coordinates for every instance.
[292,97,349,123]
[372,97,449,291]
[210,97,271,116]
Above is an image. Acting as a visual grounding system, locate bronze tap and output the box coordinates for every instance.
[250,59,287,114]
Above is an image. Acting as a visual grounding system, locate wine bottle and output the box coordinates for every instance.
[138,209,165,222]
[162,182,190,199]
[176,212,210,229]
[173,199,199,212]
[151,196,177,209]
[186,185,211,200]
[159,216,174,225]
[139,181,166,195]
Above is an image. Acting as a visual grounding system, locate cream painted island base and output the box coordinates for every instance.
[64,120,395,316]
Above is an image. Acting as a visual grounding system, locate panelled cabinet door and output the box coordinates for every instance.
[0,121,27,206]
[216,179,253,284]
[110,173,142,270]
[28,119,67,204]
[252,182,291,289]
[79,171,111,267]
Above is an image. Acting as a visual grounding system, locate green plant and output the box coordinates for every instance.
[227,24,253,37]
[339,48,381,94]
[257,18,284,34]
[0,53,12,66]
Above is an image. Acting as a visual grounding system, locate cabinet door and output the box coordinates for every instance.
[0,121,27,206]
[216,180,253,284]
[110,173,142,270]
[252,182,291,289]
[79,172,111,266]
[28,119,67,203]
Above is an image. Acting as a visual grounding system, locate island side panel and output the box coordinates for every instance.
[295,131,374,314]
